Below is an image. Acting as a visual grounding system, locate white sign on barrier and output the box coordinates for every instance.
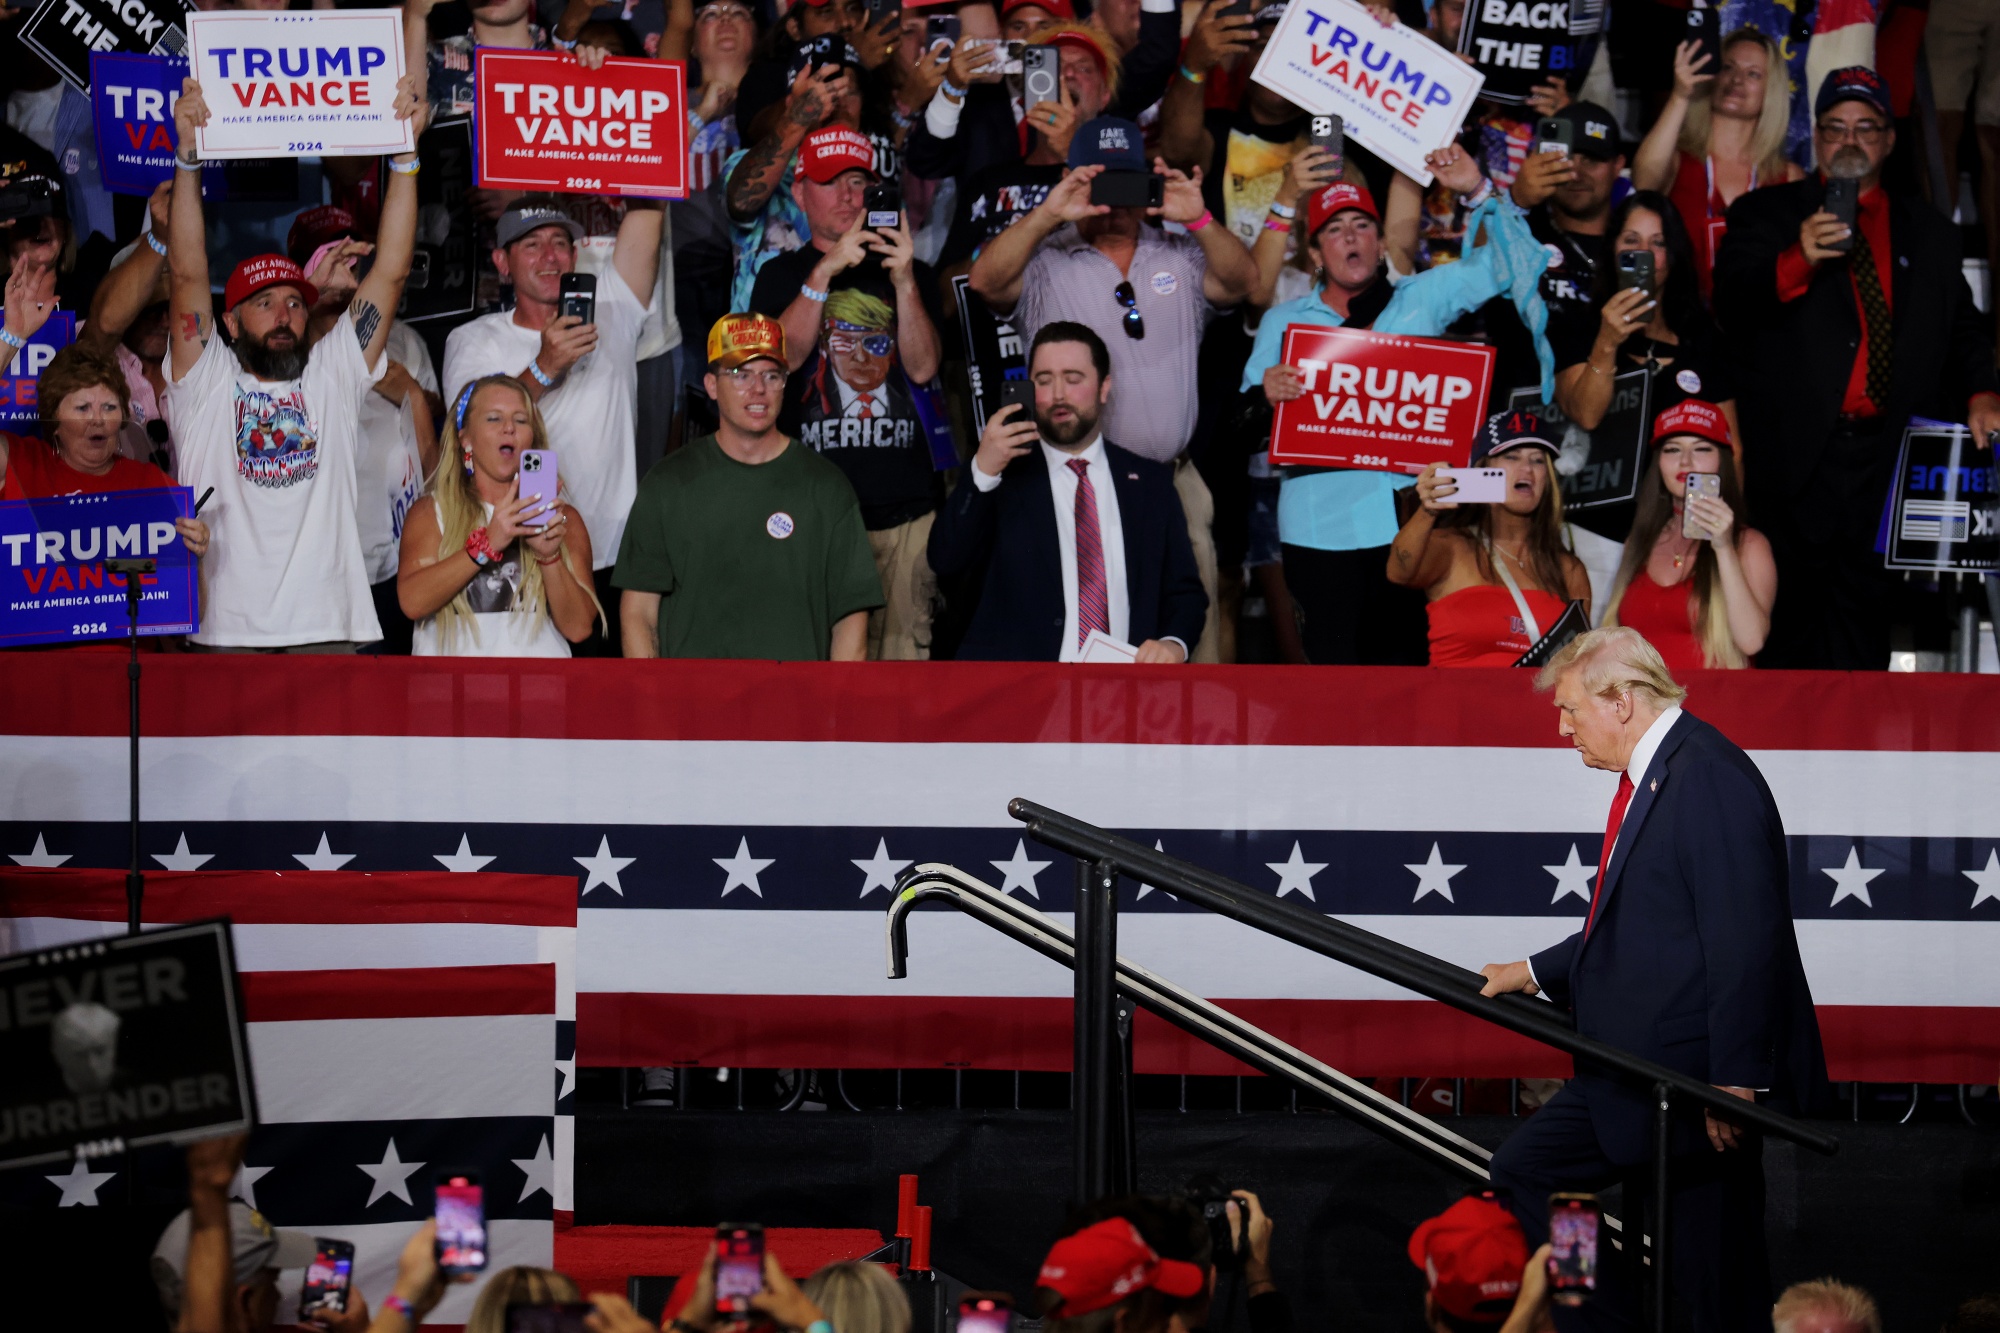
[1249,0,1483,185]
[186,10,412,160]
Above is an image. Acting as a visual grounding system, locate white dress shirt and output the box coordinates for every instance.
[833,372,887,420]
[974,436,1130,661]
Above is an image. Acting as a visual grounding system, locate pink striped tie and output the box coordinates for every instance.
[1069,458,1109,647]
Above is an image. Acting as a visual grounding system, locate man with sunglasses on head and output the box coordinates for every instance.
[1715,66,2000,671]
[970,115,1253,658]
[615,313,883,661]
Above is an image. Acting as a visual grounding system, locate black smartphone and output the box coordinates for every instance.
[864,182,902,231]
[405,249,432,291]
[506,1304,595,1333]
[866,0,900,25]
[1220,0,1252,18]
[435,1173,487,1278]
[1089,171,1165,209]
[559,271,597,325]
[958,1295,1015,1333]
[1310,114,1344,179]
[714,1224,765,1316]
[1614,249,1657,300]
[1685,4,1721,70]
[925,13,960,54]
[1547,1194,1599,1304]
[1822,177,1858,254]
[799,32,846,73]
[998,379,1037,422]
[1535,115,1573,154]
[300,1239,356,1320]
[1021,45,1060,108]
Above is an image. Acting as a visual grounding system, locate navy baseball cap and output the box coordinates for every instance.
[1815,66,1892,121]
[1473,409,1558,464]
[1068,117,1147,172]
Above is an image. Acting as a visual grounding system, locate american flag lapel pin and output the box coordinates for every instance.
[1650,778,1658,792]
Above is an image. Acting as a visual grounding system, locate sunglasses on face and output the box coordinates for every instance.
[827,330,893,356]
[1113,281,1144,340]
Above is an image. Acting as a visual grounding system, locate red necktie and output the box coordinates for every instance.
[1068,458,1110,647]
[1585,773,1635,937]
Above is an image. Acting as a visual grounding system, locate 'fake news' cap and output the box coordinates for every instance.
[1036,1218,1208,1318]
[1406,1192,1530,1325]
[1652,398,1731,449]
[1067,116,1147,172]
[707,312,788,370]
[223,254,317,312]
[1306,180,1379,238]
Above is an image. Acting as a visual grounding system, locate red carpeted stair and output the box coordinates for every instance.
[553,1212,888,1301]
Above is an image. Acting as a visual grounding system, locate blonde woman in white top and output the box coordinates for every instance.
[397,374,602,656]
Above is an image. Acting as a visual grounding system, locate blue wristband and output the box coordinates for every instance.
[940,78,966,100]
[526,359,555,388]
[0,328,23,351]
[145,230,168,257]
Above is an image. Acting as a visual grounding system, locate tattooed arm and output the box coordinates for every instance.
[168,80,214,382]
[350,73,430,370]
[724,66,844,223]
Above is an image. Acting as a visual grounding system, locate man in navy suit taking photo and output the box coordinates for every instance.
[929,321,1207,662]
[1479,626,1828,1330]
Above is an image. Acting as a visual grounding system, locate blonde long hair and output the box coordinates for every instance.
[464,1267,582,1333]
[803,1262,912,1333]
[1678,28,1794,184]
[426,374,603,651]
[1600,445,1748,669]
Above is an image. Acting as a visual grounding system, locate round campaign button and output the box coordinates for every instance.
[1150,270,1177,296]
[766,511,795,540]
[1675,368,1702,394]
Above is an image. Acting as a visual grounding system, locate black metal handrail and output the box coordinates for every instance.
[1010,798,1839,1156]
[885,862,1495,1182]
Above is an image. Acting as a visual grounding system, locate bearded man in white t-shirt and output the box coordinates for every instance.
[441,194,663,654]
[164,78,429,652]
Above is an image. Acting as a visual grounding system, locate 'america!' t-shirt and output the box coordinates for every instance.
[164,310,383,647]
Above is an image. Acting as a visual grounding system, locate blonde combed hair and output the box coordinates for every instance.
[1535,626,1688,707]
[1772,1280,1881,1333]
[802,1262,912,1333]
[1678,28,1794,184]
[464,1267,583,1333]
[428,375,603,652]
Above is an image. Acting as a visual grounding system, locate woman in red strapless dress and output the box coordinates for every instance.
[1602,400,1775,670]
[1388,412,1591,667]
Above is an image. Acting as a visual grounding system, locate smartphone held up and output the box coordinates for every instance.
[435,1173,488,1278]
[1547,1193,1599,1304]
[715,1223,766,1316]
[300,1239,356,1320]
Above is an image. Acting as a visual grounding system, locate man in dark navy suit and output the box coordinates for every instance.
[1480,626,1828,1331]
[928,321,1207,662]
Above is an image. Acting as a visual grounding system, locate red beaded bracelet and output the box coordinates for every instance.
[465,527,500,568]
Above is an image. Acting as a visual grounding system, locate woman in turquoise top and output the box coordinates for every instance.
[1238,145,1555,664]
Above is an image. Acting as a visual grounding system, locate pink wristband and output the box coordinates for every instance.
[1187,210,1213,232]
[1263,216,1292,234]
[382,1293,414,1320]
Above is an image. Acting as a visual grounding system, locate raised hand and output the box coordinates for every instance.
[3,261,58,343]
[174,79,211,161]
[974,401,1040,477]
[1036,165,1111,225]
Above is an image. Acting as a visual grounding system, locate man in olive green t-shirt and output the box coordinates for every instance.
[615,313,883,660]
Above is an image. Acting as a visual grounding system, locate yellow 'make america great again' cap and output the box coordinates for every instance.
[706,313,788,370]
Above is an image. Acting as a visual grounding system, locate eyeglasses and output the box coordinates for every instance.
[827,330,893,357]
[1814,120,1889,143]
[720,366,787,389]
[1113,281,1145,341]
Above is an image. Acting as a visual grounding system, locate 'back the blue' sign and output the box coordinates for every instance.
[0,486,200,645]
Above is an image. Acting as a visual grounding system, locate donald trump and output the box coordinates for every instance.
[1478,627,1828,1330]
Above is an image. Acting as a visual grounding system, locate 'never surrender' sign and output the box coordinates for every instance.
[0,487,199,646]
[475,49,688,198]
[1269,325,1494,472]
[185,9,412,159]
[1249,0,1482,185]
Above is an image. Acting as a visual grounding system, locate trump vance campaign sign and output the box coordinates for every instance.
[1,312,77,431]
[1250,0,1483,185]
[185,9,412,159]
[475,50,688,198]
[0,488,200,647]
[1269,325,1494,472]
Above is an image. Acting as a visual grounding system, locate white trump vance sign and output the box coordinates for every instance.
[186,9,411,159]
[1250,0,1483,185]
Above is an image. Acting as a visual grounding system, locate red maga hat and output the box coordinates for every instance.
[223,254,317,312]
[1407,1193,1530,1325]
[1652,398,1731,449]
[1306,181,1378,238]
[1036,1219,1207,1318]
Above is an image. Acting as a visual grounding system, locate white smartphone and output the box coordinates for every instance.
[1437,467,1508,504]
[1682,471,1721,539]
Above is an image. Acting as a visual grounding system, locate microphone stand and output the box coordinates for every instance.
[105,557,154,936]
